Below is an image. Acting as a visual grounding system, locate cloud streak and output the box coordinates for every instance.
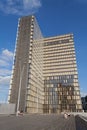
[0,49,14,102]
[0,0,41,15]
[0,49,13,67]
[81,92,87,97]
[0,76,11,86]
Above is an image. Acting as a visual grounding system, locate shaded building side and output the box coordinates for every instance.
[8,16,44,113]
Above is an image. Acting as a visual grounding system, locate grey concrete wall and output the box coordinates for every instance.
[0,103,15,114]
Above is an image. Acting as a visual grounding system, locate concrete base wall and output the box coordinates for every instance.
[0,103,15,115]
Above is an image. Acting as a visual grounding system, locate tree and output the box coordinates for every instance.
[85,96,87,102]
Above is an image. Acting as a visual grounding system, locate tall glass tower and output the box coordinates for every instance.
[8,15,82,113]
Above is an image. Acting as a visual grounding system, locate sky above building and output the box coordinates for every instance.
[0,0,87,102]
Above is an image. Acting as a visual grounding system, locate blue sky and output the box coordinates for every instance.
[0,0,87,102]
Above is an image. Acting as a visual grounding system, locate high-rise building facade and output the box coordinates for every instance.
[8,15,82,113]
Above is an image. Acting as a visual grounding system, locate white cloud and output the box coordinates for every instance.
[0,49,13,67]
[0,49,13,74]
[0,76,11,86]
[81,92,87,97]
[23,0,41,9]
[2,49,13,57]
[0,69,12,76]
[0,59,9,67]
[0,0,41,15]
[0,49,13,100]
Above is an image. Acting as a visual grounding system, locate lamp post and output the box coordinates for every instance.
[16,63,25,116]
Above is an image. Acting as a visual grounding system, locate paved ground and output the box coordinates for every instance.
[75,115,87,130]
[0,114,87,130]
[81,116,87,121]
